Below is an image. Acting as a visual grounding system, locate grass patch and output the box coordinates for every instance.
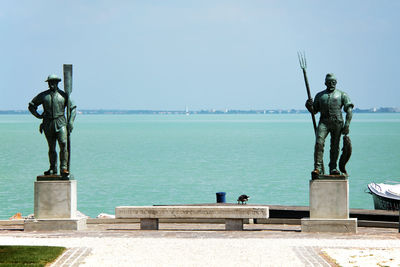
[0,246,65,266]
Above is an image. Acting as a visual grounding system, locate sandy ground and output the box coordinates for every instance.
[1,223,400,266]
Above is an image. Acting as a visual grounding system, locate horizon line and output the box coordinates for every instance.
[1,107,399,114]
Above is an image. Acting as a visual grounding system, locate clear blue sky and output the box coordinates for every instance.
[1,1,399,110]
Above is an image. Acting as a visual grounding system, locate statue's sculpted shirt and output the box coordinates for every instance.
[313,89,353,123]
[29,89,68,132]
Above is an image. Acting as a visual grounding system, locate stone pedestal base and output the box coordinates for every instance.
[309,179,349,219]
[28,177,86,231]
[301,178,357,233]
[24,218,86,231]
[34,179,77,219]
[301,218,357,233]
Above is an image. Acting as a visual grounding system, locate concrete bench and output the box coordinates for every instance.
[115,206,269,230]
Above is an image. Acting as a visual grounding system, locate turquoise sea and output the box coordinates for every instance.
[1,113,400,219]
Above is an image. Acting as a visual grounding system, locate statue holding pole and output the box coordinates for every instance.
[298,53,353,178]
[28,65,76,178]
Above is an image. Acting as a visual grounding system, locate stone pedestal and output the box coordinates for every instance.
[301,178,357,233]
[301,218,357,233]
[310,178,349,219]
[25,177,86,231]
[34,179,77,219]
[24,218,86,231]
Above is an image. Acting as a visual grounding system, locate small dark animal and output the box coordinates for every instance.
[339,135,352,175]
[237,194,250,204]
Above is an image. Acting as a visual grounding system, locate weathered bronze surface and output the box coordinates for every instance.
[28,72,76,177]
[305,73,353,178]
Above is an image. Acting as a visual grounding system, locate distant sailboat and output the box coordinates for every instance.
[185,106,189,116]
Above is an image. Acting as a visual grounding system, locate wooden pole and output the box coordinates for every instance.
[63,64,73,172]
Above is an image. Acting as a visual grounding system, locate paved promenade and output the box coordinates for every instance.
[1,223,400,266]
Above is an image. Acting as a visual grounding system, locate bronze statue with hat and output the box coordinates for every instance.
[298,52,354,179]
[28,71,76,177]
[305,73,353,178]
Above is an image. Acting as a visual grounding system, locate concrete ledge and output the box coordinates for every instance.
[116,206,268,231]
[2,218,396,229]
[116,206,269,219]
[0,220,25,226]
[301,218,357,233]
[88,218,253,224]
[24,218,86,231]
[87,218,139,224]
[160,218,227,224]
[255,218,301,225]
[358,220,399,229]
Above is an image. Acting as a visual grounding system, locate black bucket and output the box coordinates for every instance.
[216,192,226,203]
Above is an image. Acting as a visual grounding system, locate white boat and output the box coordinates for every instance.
[367,182,400,210]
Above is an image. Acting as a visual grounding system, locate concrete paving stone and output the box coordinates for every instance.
[49,247,91,267]
[293,246,331,266]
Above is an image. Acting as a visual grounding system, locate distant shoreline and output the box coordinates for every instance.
[1,107,399,115]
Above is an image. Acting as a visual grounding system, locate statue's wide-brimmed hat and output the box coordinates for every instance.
[45,74,61,82]
[325,73,336,81]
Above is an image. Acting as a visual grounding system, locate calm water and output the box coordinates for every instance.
[1,113,400,219]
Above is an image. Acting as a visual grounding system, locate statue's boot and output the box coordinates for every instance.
[46,150,57,176]
[59,148,69,177]
[330,169,340,175]
[44,169,57,175]
[60,169,70,178]
[311,169,320,179]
